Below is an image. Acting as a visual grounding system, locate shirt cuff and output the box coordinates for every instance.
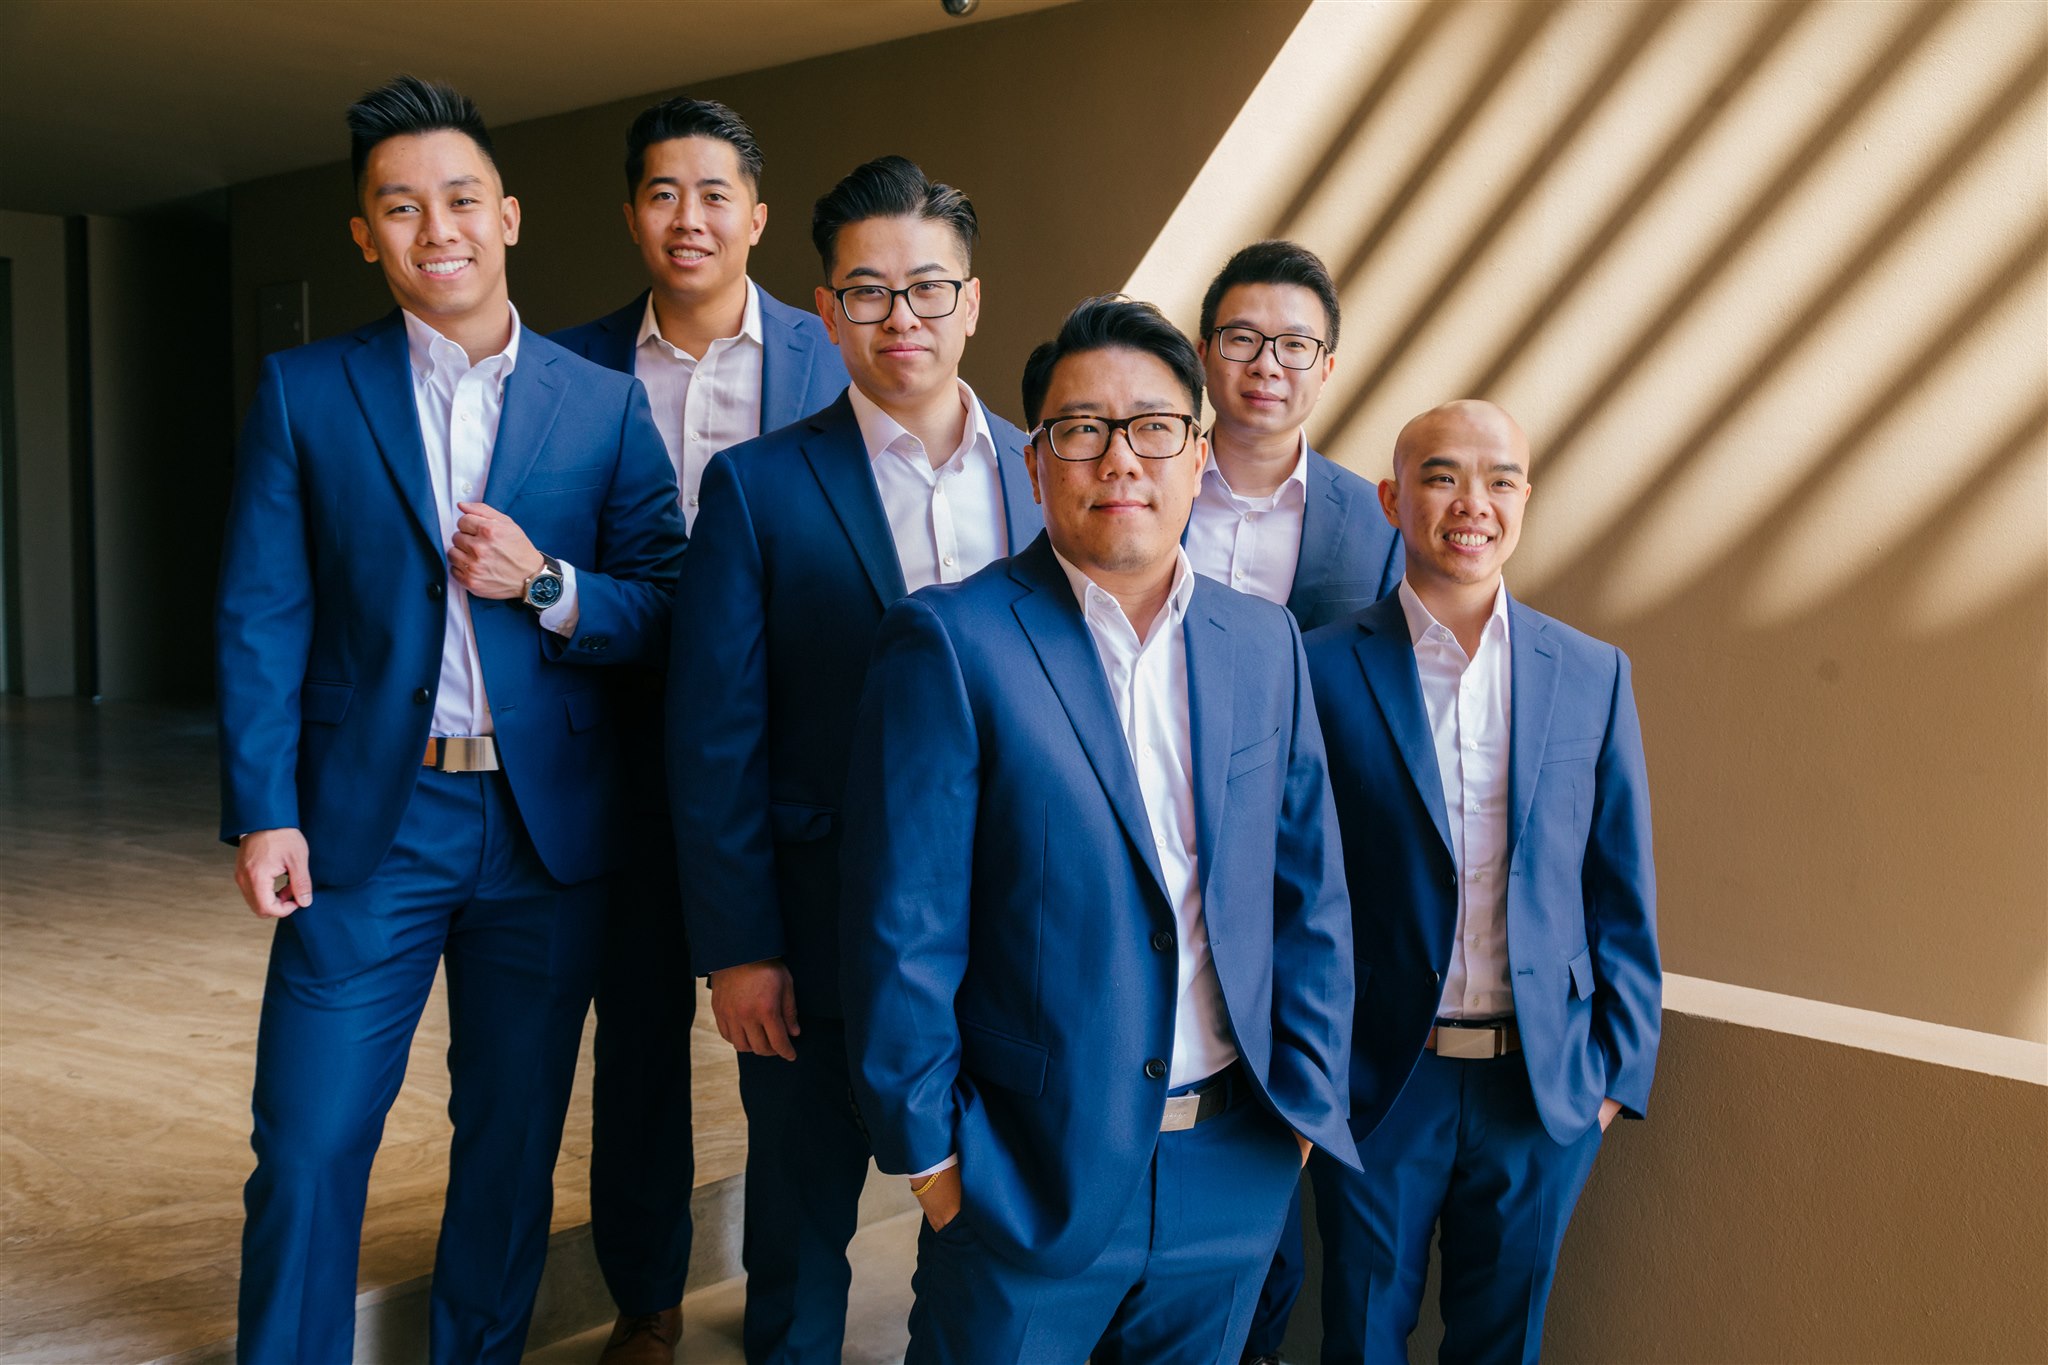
[537,561,579,637]
[908,1153,959,1181]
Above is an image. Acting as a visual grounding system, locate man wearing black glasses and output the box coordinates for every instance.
[841,295,1356,1362]
[667,155,1038,1363]
[1183,243,1401,1364]
[1189,241,1402,632]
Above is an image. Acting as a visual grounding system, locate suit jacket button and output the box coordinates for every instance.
[413,687,431,704]
[1151,930,1173,952]
[1144,1058,1166,1080]
[426,581,444,600]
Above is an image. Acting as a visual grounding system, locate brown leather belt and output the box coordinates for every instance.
[1425,1019,1520,1059]
[422,736,500,772]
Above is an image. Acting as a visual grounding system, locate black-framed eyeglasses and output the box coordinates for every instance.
[832,280,966,324]
[1031,413,1197,463]
[1210,326,1328,370]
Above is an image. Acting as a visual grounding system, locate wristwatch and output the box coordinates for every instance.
[521,554,565,612]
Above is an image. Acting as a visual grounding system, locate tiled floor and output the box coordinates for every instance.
[0,698,744,1363]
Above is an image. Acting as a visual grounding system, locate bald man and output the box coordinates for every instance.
[1300,402,1660,1363]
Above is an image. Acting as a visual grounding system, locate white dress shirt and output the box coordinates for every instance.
[1184,432,1310,604]
[1397,579,1514,1019]
[632,282,765,532]
[850,380,1008,592]
[403,305,576,740]
[1056,546,1238,1086]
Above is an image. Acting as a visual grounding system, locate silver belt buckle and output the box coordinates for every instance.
[436,736,498,772]
[1434,1026,1503,1060]
[1160,1094,1201,1132]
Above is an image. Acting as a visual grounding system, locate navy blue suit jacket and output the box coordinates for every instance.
[840,535,1358,1276]
[1286,444,1404,630]
[548,286,848,427]
[667,391,1041,1016]
[1303,593,1660,1146]
[216,311,687,889]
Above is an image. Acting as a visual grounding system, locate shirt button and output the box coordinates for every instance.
[1144,1058,1167,1080]
[1233,570,1246,581]
[1151,930,1174,952]
[1464,737,1477,750]
[460,481,474,496]
[943,555,956,568]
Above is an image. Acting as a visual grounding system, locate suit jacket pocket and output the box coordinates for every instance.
[768,800,837,844]
[1227,725,1283,781]
[959,1019,1049,1097]
[1543,736,1602,765]
[1567,946,1595,1000]
[300,680,354,726]
[518,466,608,495]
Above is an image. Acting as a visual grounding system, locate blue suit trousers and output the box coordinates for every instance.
[911,1079,1303,1365]
[1310,1052,1603,1365]
[237,769,604,1365]
[733,1017,874,1364]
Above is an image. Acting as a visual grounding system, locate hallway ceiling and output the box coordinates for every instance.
[0,0,1074,216]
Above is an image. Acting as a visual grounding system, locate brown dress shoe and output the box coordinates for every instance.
[597,1306,681,1365]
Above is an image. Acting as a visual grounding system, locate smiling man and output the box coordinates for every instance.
[1188,241,1402,639]
[215,76,685,1364]
[666,156,1039,1363]
[549,97,846,1365]
[840,296,1357,1363]
[1301,401,1661,1364]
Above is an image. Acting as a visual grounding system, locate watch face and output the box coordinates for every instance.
[529,573,563,608]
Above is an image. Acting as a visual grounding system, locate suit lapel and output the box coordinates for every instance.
[482,333,566,508]
[594,293,644,373]
[1351,596,1454,858]
[1184,590,1232,904]
[1505,595,1559,858]
[342,314,441,559]
[1008,540,1168,900]
[759,294,808,430]
[1285,447,1348,619]
[987,407,1040,552]
[801,397,907,608]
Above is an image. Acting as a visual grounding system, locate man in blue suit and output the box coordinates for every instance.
[841,296,1358,1364]
[550,97,846,1365]
[668,156,1039,1363]
[1183,239,1401,1365]
[216,77,685,1365]
[1188,240,1401,636]
[1301,400,1660,1364]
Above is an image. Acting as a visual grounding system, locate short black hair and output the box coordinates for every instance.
[623,97,763,197]
[1020,295,1204,431]
[811,156,978,278]
[1198,239,1342,353]
[346,75,497,199]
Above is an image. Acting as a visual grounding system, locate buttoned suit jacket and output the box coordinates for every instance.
[840,534,1360,1278]
[667,390,1040,1017]
[1302,592,1660,1146]
[215,310,687,888]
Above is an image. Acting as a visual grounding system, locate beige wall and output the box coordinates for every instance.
[228,0,1313,420]
[1129,0,2048,1045]
[0,209,76,697]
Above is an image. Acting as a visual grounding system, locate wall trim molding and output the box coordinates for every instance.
[1665,973,2047,1085]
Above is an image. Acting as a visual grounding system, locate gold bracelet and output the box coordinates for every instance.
[908,1170,944,1197]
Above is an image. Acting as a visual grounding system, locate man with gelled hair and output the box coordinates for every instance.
[551,95,845,1365]
[218,75,684,1364]
[1303,400,1659,1364]
[668,156,1038,1362]
[842,296,1356,1363]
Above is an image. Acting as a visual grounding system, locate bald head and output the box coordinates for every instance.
[1392,399,1530,477]
[1380,398,1533,606]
